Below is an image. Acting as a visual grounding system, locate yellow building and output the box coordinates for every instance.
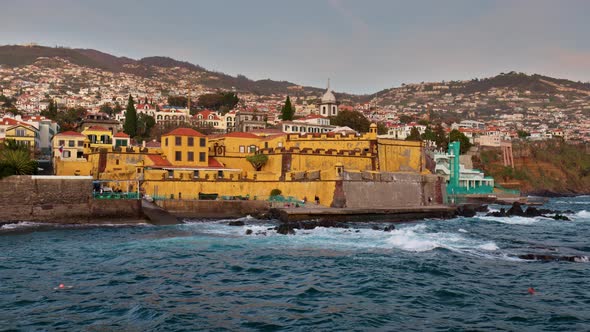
[5,123,39,151]
[52,131,91,176]
[82,126,113,149]
[54,124,430,206]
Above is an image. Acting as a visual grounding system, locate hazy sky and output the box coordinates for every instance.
[1,0,589,93]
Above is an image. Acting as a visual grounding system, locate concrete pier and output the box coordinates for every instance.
[272,205,456,223]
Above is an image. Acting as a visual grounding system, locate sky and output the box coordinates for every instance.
[1,0,589,94]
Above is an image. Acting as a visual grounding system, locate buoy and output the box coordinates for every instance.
[528,287,535,295]
[59,283,65,289]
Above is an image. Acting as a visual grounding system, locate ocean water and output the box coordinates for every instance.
[1,197,590,331]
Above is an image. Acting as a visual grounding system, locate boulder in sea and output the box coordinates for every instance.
[383,225,395,232]
[229,220,245,226]
[552,214,571,221]
[276,223,296,235]
[372,225,381,231]
[507,202,525,216]
[245,229,253,235]
[486,208,507,217]
[456,205,477,217]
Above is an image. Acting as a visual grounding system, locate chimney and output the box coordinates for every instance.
[142,141,146,148]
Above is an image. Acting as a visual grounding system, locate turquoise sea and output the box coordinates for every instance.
[1,197,590,331]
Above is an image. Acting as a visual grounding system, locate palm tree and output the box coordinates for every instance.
[0,140,38,178]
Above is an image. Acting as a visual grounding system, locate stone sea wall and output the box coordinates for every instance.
[0,176,143,223]
[155,199,271,219]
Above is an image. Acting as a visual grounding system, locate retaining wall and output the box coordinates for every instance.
[0,176,143,223]
[155,199,271,219]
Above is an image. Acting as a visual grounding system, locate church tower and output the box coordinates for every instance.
[320,79,338,117]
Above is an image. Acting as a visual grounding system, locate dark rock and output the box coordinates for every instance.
[456,206,477,218]
[228,220,245,226]
[524,207,542,217]
[507,202,525,216]
[552,214,571,221]
[245,229,253,235]
[355,230,360,233]
[383,225,396,232]
[486,208,507,217]
[518,254,588,262]
[276,223,296,235]
[372,225,381,230]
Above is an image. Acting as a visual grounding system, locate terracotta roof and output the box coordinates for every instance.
[147,154,172,167]
[56,131,85,137]
[163,128,205,137]
[208,157,224,168]
[113,132,130,138]
[86,126,110,132]
[222,132,260,139]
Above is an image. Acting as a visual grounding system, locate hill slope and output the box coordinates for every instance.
[0,45,330,96]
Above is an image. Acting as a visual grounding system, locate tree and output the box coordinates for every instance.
[246,154,268,171]
[329,110,370,133]
[41,100,58,119]
[377,122,388,135]
[167,95,188,108]
[517,130,530,139]
[196,92,240,113]
[0,140,38,178]
[55,107,86,132]
[280,96,295,121]
[399,115,413,124]
[406,127,422,141]
[99,103,114,116]
[123,95,137,138]
[136,113,156,141]
[449,129,472,154]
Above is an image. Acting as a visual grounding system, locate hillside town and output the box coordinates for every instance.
[1,49,590,165]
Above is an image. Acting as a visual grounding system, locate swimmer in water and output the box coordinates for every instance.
[53,283,73,290]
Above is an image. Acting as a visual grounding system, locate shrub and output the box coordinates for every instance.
[270,188,282,197]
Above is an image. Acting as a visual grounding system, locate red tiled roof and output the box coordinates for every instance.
[208,157,223,168]
[163,128,205,137]
[56,131,85,137]
[222,132,260,139]
[113,132,130,138]
[147,154,171,167]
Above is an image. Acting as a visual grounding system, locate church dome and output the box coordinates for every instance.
[321,89,336,104]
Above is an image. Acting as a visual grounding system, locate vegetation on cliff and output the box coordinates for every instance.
[474,140,590,195]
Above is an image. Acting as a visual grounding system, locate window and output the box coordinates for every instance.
[77,151,84,158]
[199,152,206,162]
[175,136,181,146]
[16,128,26,136]
[217,171,224,179]
[63,150,71,158]
[193,170,199,179]
[165,138,168,146]
[187,137,194,146]
[58,140,65,147]
[264,142,269,149]
[77,141,84,147]
[168,170,174,179]
[239,145,245,153]
[200,138,206,147]
[115,159,119,165]
[187,151,194,161]
[249,145,257,153]
[175,151,182,161]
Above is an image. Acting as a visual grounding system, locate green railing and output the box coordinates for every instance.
[93,192,141,200]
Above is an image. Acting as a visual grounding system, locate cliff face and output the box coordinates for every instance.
[474,141,590,196]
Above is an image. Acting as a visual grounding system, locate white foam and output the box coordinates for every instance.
[479,215,541,225]
[574,210,590,219]
[0,221,44,230]
[458,228,468,233]
[478,243,499,251]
